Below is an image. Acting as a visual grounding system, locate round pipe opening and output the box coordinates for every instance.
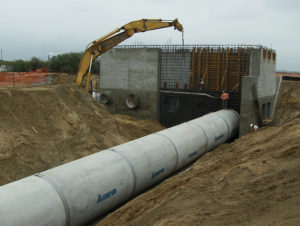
[126,94,139,109]
[100,94,109,105]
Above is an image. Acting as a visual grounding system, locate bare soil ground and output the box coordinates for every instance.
[277,80,300,124]
[1,76,299,225]
[0,74,164,185]
[97,80,300,225]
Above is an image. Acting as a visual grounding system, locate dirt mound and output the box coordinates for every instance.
[49,73,77,85]
[0,83,164,186]
[277,80,300,124]
[98,81,300,225]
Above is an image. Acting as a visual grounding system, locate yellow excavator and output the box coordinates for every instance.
[75,19,183,92]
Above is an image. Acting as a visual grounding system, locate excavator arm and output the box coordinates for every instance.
[76,19,183,92]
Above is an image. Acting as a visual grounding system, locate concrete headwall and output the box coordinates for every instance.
[240,76,259,136]
[100,48,160,119]
[240,48,277,136]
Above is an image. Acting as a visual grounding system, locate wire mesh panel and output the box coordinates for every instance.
[160,50,190,89]
[159,91,241,127]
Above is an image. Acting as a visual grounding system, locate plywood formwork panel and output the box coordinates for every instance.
[188,47,250,92]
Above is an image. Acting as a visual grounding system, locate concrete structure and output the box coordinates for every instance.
[99,45,277,137]
[239,48,277,136]
[0,110,239,226]
[100,48,159,119]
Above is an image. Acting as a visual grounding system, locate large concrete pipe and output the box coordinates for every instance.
[0,109,239,226]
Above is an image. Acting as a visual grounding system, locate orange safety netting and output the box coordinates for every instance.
[0,68,48,87]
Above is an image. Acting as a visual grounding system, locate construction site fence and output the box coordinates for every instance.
[0,68,48,87]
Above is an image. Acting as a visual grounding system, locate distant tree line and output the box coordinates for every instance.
[49,52,81,73]
[0,52,100,74]
[0,57,48,72]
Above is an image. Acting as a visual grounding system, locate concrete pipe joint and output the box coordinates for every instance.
[0,109,239,226]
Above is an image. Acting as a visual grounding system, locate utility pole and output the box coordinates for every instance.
[0,48,3,61]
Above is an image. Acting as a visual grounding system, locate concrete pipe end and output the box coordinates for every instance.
[100,94,109,105]
[126,94,139,109]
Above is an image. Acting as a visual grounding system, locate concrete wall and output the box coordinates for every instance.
[100,48,159,119]
[239,48,277,136]
[239,76,259,136]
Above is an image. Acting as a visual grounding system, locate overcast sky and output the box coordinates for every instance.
[1,0,299,71]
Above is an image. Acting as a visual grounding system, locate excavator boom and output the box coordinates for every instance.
[76,19,183,92]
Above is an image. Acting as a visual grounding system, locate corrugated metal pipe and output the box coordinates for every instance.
[0,109,239,226]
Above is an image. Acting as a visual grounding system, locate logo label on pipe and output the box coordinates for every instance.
[188,151,198,159]
[151,168,165,179]
[215,134,224,141]
[97,188,117,203]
